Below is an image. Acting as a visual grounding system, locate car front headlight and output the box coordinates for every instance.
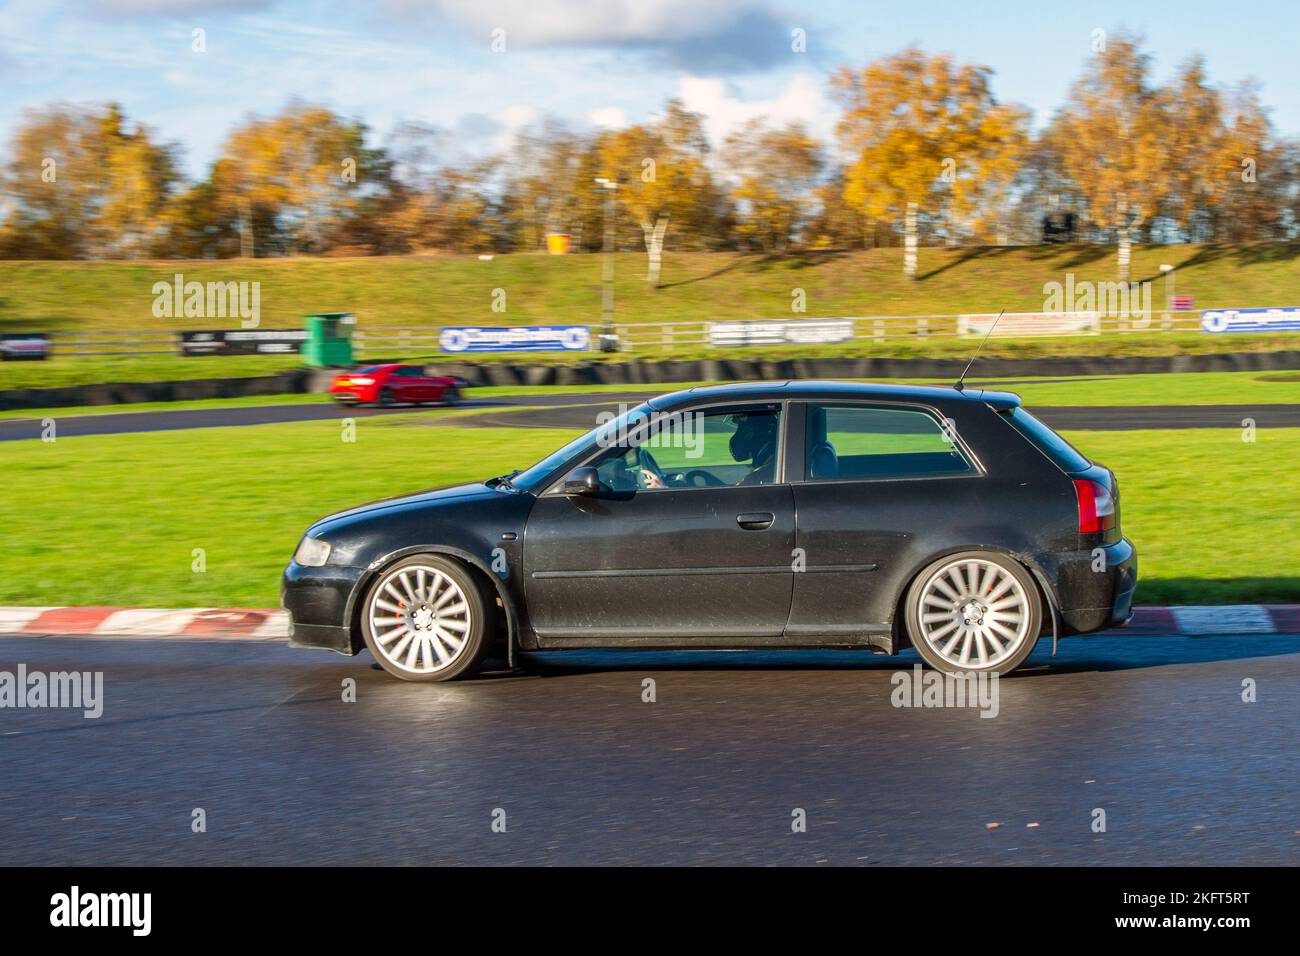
[294,536,332,567]
[350,377,374,385]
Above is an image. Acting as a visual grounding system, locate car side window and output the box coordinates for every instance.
[591,406,782,491]
[394,366,419,378]
[803,404,975,481]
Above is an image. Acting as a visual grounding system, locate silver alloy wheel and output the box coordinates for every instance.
[366,563,473,675]
[916,557,1030,669]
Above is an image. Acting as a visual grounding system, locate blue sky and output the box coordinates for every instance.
[3,0,1297,177]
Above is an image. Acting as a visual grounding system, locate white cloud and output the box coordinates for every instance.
[385,0,792,71]
[492,104,540,151]
[588,106,627,129]
[677,72,830,148]
[93,0,272,14]
[407,0,764,45]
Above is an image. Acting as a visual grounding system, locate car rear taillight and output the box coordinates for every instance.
[1073,478,1115,533]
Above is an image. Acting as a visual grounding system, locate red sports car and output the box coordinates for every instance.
[329,364,464,407]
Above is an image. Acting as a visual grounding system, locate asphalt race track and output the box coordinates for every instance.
[1,631,1296,865]
[3,392,1299,441]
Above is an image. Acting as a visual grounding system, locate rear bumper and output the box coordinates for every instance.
[328,384,378,404]
[282,561,366,655]
[1050,537,1138,635]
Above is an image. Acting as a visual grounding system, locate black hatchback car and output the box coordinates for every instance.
[283,381,1136,681]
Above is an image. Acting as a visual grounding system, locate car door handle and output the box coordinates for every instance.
[736,512,775,531]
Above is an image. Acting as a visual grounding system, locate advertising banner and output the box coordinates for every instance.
[1200,308,1300,333]
[179,329,307,355]
[707,319,855,347]
[439,326,591,353]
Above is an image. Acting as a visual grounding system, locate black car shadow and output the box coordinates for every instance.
[491,633,1300,681]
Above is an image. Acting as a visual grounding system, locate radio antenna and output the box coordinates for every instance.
[954,309,1004,392]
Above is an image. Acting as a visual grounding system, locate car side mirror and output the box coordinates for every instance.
[562,466,601,497]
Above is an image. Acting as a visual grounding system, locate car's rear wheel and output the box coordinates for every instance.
[443,385,461,405]
[905,551,1042,675]
[360,555,489,681]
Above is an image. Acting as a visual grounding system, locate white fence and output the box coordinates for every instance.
[36,310,1219,359]
[359,311,1210,356]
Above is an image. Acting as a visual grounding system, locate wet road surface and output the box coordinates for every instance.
[1,631,1296,865]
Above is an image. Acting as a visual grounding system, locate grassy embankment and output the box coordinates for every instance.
[2,242,1299,389]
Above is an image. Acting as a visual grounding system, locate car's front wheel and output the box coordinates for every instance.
[360,555,489,681]
[905,551,1042,675]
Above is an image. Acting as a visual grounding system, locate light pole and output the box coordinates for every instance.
[593,177,619,352]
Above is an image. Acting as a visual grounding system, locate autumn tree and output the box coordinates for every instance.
[722,120,822,251]
[1216,81,1289,240]
[208,102,376,256]
[832,48,1027,278]
[506,120,591,251]
[596,99,723,287]
[1050,33,1171,280]
[0,103,180,259]
[1160,57,1226,241]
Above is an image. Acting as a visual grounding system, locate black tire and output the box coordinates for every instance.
[378,386,395,408]
[904,550,1043,676]
[359,554,490,682]
[443,385,461,405]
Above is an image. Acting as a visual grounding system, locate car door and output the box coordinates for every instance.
[393,366,423,401]
[787,401,984,639]
[522,403,795,644]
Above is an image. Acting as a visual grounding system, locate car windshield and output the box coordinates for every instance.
[510,401,655,493]
[350,365,384,375]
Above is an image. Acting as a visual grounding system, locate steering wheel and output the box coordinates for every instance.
[682,469,727,487]
[635,446,666,487]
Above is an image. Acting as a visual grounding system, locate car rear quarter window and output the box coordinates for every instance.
[804,404,976,481]
[1003,407,1091,473]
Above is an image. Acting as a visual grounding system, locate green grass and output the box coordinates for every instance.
[478,371,1300,407]
[0,353,305,390]
[0,391,333,420]
[1061,428,1299,605]
[1,417,1294,608]
[4,243,1300,333]
[0,417,568,608]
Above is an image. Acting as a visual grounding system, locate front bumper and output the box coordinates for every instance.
[282,561,366,655]
[1049,537,1138,635]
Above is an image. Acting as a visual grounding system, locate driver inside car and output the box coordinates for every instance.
[638,411,778,489]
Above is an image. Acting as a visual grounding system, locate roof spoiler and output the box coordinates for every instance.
[978,390,1022,411]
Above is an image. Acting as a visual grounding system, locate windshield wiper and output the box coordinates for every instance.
[488,469,521,491]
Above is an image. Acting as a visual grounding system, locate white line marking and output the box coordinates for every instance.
[1170,605,1275,636]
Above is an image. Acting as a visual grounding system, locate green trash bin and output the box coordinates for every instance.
[302,312,355,367]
